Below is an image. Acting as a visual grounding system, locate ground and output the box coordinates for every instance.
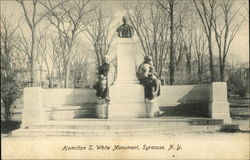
[229,96,249,131]
[2,132,249,159]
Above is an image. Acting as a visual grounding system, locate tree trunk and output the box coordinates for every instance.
[64,63,71,88]
[4,102,11,122]
[95,48,101,67]
[220,64,225,82]
[169,0,175,85]
[186,47,192,83]
[208,33,215,82]
[198,70,202,83]
[48,76,52,88]
[197,53,203,84]
[219,55,227,82]
[187,61,191,83]
[30,28,38,87]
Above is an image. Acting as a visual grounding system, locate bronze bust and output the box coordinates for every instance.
[117,16,134,38]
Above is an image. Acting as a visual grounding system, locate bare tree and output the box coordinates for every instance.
[50,37,65,88]
[193,24,208,83]
[193,0,217,82]
[225,55,241,82]
[225,55,248,97]
[36,32,63,88]
[71,49,92,88]
[174,2,195,83]
[1,12,24,121]
[174,42,184,72]
[127,1,170,77]
[1,13,21,75]
[82,6,116,67]
[168,0,175,84]
[14,28,31,72]
[40,0,94,88]
[16,0,65,86]
[157,0,177,84]
[212,0,246,81]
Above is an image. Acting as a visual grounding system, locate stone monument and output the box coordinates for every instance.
[108,16,146,118]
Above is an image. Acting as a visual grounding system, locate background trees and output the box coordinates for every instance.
[126,1,170,77]
[1,0,248,89]
[212,0,246,81]
[1,12,25,122]
[193,0,217,82]
[157,0,177,84]
[36,33,62,88]
[226,55,249,97]
[16,0,65,87]
[127,0,247,86]
[39,0,94,88]
[82,6,116,67]
[0,0,248,123]
[193,25,209,83]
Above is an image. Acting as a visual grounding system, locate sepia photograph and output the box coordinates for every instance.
[1,0,249,159]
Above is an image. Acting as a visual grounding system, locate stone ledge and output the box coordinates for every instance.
[220,123,240,132]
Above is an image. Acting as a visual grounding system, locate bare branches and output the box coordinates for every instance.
[193,0,217,82]
[81,6,115,66]
[1,12,28,77]
[157,0,176,82]
[39,0,93,87]
[16,0,67,86]
[36,0,68,24]
[127,1,170,76]
[16,0,33,30]
[212,0,246,81]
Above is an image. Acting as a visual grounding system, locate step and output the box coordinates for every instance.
[160,104,209,117]
[27,118,223,130]
[11,118,225,137]
[221,123,240,132]
[11,125,222,137]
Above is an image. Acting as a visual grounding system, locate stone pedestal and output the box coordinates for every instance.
[96,98,107,119]
[209,82,231,123]
[108,38,146,118]
[145,98,159,118]
[115,38,139,84]
[21,87,47,128]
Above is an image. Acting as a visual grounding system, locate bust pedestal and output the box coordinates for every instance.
[108,38,146,118]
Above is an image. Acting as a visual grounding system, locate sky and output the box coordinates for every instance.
[1,0,249,63]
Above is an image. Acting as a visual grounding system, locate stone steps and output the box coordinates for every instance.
[12,125,222,137]
[28,118,224,129]
[11,118,226,137]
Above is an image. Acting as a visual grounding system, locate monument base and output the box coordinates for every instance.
[96,99,108,119]
[145,98,160,118]
[108,84,146,119]
[209,102,231,123]
[209,82,232,123]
